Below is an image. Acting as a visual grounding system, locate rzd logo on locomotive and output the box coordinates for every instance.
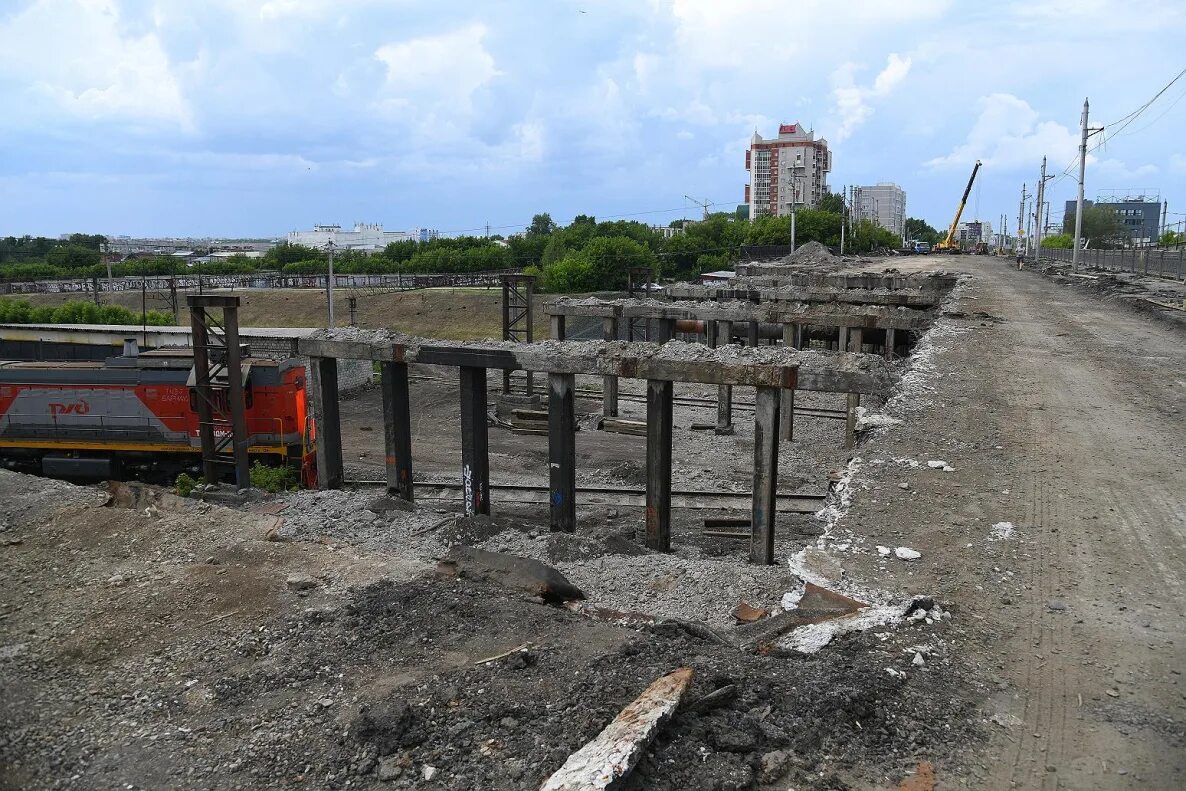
[49,399,91,416]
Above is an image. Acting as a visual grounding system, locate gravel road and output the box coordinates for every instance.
[838,254,1186,788]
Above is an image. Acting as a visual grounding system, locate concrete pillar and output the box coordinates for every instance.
[550,314,566,341]
[751,386,780,565]
[309,357,344,490]
[715,320,733,435]
[884,327,897,360]
[602,317,619,417]
[747,321,759,347]
[850,326,864,354]
[548,372,576,533]
[459,366,490,515]
[780,324,796,442]
[653,318,676,343]
[645,378,673,552]
[845,392,861,450]
[838,326,850,353]
[380,360,414,501]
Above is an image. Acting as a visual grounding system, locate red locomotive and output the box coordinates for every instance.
[0,346,313,483]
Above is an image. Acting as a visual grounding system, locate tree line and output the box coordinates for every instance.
[2,198,912,293]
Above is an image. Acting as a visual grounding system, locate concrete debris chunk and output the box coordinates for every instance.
[732,601,769,624]
[286,573,318,591]
[877,545,892,556]
[437,546,585,603]
[989,521,1015,541]
[926,460,948,469]
[540,668,693,791]
[895,547,922,561]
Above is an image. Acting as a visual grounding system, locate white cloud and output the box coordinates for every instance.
[0,0,189,127]
[374,23,499,114]
[1090,158,1158,180]
[1170,154,1186,174]
[830,53,911,141]
[926,93,1079,171]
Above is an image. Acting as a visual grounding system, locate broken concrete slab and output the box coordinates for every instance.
[436,546,585,603]
[739,582,869,653]
[540,667,694,791]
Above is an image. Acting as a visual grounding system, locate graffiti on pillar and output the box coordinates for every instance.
[463,463,474,514]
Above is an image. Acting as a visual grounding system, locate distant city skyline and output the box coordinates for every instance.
[1,1,1183,239]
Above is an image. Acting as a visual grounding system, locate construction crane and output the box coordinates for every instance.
[934,160,982,253]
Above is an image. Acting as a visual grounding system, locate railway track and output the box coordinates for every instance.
[345,479,827,513]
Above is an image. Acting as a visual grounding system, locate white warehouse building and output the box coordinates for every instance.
[286,223,438,251]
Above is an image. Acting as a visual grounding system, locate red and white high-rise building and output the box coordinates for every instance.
[744,123,831,220]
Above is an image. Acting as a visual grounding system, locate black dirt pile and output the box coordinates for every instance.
[2,574,982,790]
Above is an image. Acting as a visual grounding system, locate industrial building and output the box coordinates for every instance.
[1062,194,1164,245]
[853,183,907,238]
[286,223,438,251]
[744,123,832,220]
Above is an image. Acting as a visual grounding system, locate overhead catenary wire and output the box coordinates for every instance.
[1049,67,1186,189]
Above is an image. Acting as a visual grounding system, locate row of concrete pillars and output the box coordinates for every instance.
[548,315,865,449]
[309,354,786,565]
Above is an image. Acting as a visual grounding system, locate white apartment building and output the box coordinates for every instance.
[286,223,438,251]
[957,220,993,246]
[744,123,832,220]
[854,183,907,238]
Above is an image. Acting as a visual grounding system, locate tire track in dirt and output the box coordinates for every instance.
[991,270,1184,788]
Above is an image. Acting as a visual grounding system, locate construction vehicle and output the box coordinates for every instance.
[934,160,981,253]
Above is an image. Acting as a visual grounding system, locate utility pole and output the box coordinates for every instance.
[1017,184,1028,255]
[325,240,336,328]
[1034,157,1050,263]
[684,195,711,221]
[1071,98,1102,270]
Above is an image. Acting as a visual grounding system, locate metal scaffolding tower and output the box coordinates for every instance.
[501,274,536,395]
[627,267,654,341]
[187,295,251,489]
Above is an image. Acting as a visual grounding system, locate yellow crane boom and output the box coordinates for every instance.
[936,160,982,252]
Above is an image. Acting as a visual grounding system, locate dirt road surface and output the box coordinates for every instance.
[840,256,1185,788]
[2,254,1183,789]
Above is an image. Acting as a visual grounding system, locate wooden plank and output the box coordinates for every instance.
[540,668,694,791]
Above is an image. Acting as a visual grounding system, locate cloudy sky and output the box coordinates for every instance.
[1,0,1183,238]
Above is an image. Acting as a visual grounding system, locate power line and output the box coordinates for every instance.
[1050,67,1186,188]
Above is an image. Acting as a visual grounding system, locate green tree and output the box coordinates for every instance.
[264,242,325,269]
[817,192,846,215]
[45,244,101,270]
[527,213,557,236]
[1065,205,1125,248]
[1041,233,1074,249]
[67,233,107,250]
[540,236,655,292]
[905,218,941,245]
